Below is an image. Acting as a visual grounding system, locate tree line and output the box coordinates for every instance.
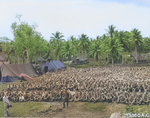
[0,16,150,65]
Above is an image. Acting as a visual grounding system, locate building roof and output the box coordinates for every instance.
[132,50,146,61]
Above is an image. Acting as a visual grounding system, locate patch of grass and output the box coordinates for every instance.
[70,64,92,68]
[69,60,107,68]
[80,102,106,112]
[8,102,50,117]
[0,101,4,117]
[123,105,150,114]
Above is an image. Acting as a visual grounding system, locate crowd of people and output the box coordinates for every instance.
[1,66,150,105]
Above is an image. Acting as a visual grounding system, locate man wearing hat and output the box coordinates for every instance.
[3,91,10,117]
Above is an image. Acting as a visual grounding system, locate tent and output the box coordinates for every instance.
[132,50,146,62]
[1,76,18,83]
[72,52,89,65]
[0,63,38,83]
[41,60,65,73]
[56,60,65,67]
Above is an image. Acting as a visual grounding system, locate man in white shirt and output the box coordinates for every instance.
[3,91,10,117]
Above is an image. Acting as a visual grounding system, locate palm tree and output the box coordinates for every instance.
[102,34,107,41]
[89,36,104,62]
[105,25,123,65]
[50,31,64,60]
[106,25,116,39]
[61,40,76,63]
[51,31,64,42]
[115,31,130,64]
[143,37,150,53]
[131,28,143,63]
[123,31,133,52]
[117,31,129,50]
[78,34,90,58]
[69,36,80,56]
[103,25,122,65]
[70,36,76,44]
[105,36,123,65]
[46,38,57,60]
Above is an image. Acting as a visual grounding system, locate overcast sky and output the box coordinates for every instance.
[0,0,150,41]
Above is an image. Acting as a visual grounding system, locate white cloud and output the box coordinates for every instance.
[0,0,150,40]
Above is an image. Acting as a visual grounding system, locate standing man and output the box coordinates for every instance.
[3,91,10,117]
[63,88,70,108]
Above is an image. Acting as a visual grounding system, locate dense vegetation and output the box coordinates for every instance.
[0,15,150,65]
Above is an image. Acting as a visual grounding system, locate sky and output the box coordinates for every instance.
[0,0,150,41]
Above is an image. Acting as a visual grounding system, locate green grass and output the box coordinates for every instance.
[80,102,106,112]
[123,105,150,114]
[68,59,108,68]
[0,101,4,117]
[7,102,50,117]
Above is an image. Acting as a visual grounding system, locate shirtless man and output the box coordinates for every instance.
[63,88,70,108]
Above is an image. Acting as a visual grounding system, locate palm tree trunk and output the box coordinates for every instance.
[135,44,138,63]
[68,56,71,61]
[112,58,114,66]
[122,54,123,64]
[96,53,98,62]
[111,52,114,66]
[84,50,87,59]
[106,54,109,64]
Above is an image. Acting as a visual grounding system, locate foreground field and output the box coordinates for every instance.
[1,101,150,117]
[0,100,126,117]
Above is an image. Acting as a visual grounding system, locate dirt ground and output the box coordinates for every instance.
[31,102,126,118]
